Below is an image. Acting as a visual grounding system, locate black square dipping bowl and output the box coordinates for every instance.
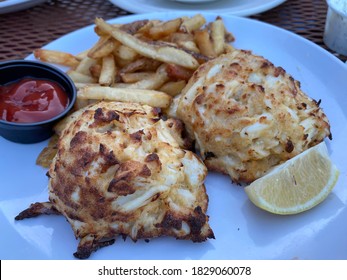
[0,60,76,143]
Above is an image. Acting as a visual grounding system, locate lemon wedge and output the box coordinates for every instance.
[244,141,339,215]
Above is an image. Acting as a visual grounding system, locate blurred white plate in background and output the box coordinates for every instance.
[108,0,287,16]
[0,0,47,14]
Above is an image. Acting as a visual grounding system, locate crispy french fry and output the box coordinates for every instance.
[168,32,200,52]
[186,49,211,64]
[114,44,139,61]
[211,17,226,56]
[99,54,116,86]
[36,134,59,168]
[75,57,98,75]
[74,82,101,89]
[148,18,182,40]
[177,40,200,53]
[118,64,169,90]
[224,43,235,53]
[120,57,161,73]
[88,36,116,59]
[110,83,131,88]
[67,70,96,83]
[169,33,197,51]
[159,80,186,97]
[94,23,122,36]
[120,19,150,34]
[95,18,199,70]
[34,49,80,67]
[114,57,134,68]
[165,64,194,81]
[114,75,165,90]
[75,49,91,60]
[225,30,235,43]
[89,64,102,79]
[180,14,206,33]
[169,32,194,43]
[120,72,155,83]
[78,86,172,108]
[194,29,216,58]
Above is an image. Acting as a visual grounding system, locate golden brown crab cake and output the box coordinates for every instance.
[173,49,331,183]
[16,101,214,259]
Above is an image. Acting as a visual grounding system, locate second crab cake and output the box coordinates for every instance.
[16,101,214,259]
[172,49,331,183]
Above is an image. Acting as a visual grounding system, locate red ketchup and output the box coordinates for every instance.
[0,78,69,123]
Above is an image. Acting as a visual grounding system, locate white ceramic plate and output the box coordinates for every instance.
[0,0,47,14]
[1,12,347,260]
[108,0,287,16]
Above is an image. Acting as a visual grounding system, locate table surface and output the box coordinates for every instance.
[0,0,346,62]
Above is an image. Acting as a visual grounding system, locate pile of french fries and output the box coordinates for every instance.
[34,14,235,110]
[35,14,235,167]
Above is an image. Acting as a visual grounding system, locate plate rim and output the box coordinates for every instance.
[107,0,288,17]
